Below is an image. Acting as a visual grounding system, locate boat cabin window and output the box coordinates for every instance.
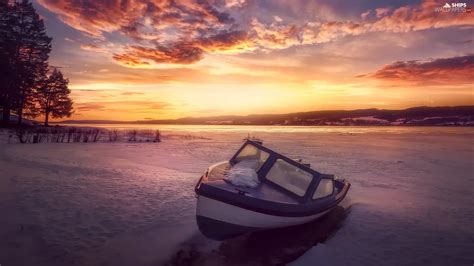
[266,159,313,197]
[234,144,270,171]
[313,179,334,199]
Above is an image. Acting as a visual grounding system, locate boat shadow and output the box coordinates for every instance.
[168,205,351,266]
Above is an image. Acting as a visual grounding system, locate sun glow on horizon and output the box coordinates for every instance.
[33,0,474,121]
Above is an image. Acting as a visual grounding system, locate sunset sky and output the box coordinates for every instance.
[32,0,474,121]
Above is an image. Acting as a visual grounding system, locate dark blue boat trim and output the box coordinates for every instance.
[196,179,350,217]
[196,215,260,241]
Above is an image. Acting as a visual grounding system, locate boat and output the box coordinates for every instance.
[194,139,351,240]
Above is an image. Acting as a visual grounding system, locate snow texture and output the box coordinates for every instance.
[0,125,473,266]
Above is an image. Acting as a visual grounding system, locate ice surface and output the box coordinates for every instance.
[0,126,473,266]
[224,159,260,188]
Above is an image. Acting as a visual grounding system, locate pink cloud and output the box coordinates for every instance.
[37,0,474,66]
[363,55,474,86]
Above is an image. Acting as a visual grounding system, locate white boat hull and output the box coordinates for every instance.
[196,195,333,240]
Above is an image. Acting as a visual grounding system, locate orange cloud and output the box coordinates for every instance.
[113,30,251,66]
[38,0,474,66]
[370,1,474,32]
[299,1,472,46]
[66,65,212,85]
[221,1,473,51]
[80,43,104,52]
[36,0,146,37]
[37,0,233,38]
[196,30,251,53]
[114,43,203,65]
[75,102,106,112]
[75,100,170,112]
[113,53,151,67]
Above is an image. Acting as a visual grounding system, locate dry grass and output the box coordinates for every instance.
[10,127,162,144]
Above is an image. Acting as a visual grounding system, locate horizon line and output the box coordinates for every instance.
[48,104,474,124]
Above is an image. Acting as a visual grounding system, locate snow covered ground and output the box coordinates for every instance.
[0,126,473,266]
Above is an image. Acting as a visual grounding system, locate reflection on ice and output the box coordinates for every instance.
[169,206,350,265]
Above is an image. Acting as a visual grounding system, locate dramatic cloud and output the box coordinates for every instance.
[36,0,234,37]
[369,1,474,32]
[112,53,151,67]
[114,43,203,65]
[36,0,145,37]
[242,0,473,47]
[196,30,251,52]
[38,0,474,67]
[113,30,250,65]
[363,55,474,85]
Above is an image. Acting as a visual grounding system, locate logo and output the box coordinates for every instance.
[435,2,469,12]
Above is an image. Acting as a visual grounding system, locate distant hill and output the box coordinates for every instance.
[59,105,474,126]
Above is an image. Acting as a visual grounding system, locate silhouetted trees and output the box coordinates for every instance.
[37,68,73,126]
[0,0,17,124]
[0,0,72,126]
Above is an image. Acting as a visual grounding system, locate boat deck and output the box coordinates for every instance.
[205,162,300,205]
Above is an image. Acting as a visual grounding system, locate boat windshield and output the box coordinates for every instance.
[266,159,313,197]
[233,144,270,171]
[232,141,321,198]
[313,178,334,199]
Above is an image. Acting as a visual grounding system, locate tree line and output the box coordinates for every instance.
[0,0,73,127]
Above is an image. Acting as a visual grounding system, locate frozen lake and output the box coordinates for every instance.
[1,126,473,265]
